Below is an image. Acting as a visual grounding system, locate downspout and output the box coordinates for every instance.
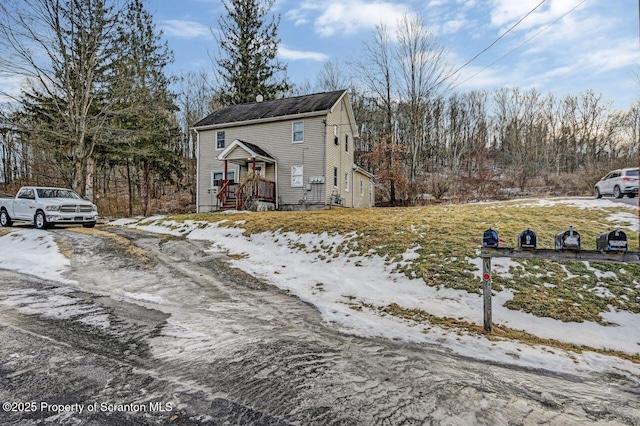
[195,129,200,213]
[322,119,327,205]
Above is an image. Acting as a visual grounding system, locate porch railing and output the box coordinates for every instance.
[216,179,237,205]
[236,174,276,210]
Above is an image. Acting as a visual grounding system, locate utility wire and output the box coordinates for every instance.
[452,0,587,90]
[446,0,547,81]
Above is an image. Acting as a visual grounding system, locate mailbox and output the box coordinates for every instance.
[518,228,537,250]
[483,228,499,248]
[596,228,628,252]
[554,226,580,251]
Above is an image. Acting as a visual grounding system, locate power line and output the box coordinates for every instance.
[446,0,547,81]
[452,0,587,90]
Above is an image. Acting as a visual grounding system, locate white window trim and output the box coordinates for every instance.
[360,180,364,196]
[345,172,350,192]
[211,170,235,187]
[291,165,303,187]
[292,121,304,144]
[216,130,225,151]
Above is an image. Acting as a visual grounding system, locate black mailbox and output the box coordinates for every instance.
[554,226,580,251]
[596,228,628,252]
[518,228,537,250]
[483,228,499,248]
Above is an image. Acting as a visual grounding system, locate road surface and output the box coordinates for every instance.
[0,226,638,425]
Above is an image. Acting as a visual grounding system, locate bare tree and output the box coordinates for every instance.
[0,0,124,199]
[395,13,452,194]
[355,23,399,204]
[315,60,351,92]
[176,70,219,203]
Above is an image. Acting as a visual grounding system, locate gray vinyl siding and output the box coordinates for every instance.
[197,117,327,208]
[324,96,357,207]
[226,145,250,161]
[197,130,240,212]
[353,170,373,208]
[196,92,372,211]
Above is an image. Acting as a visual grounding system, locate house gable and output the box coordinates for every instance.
[194,91,373,211]
[218,139,275,163]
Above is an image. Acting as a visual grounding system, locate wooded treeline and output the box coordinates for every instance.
[0,0,637,215]
[352,88,640,205]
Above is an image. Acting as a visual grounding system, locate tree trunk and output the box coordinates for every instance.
[143,161,151,216]
[85,156,94,201]
[126,158,133,217]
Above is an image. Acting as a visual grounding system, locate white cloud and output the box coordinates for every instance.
[286,0,412,37]
[159,20,213,39]
[0,73,24,103]
[440,18,467,35]
[580,42,640,74]
[278,46,329,62]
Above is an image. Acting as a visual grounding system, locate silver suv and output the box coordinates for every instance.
[594,167,638,199]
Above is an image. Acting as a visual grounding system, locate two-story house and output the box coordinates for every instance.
[193,90,374,212]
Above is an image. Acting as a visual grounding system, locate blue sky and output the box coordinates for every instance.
[152,0,639,111]
[0,0,637,111]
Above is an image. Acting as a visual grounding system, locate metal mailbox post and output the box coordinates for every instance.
[480,244,640,334]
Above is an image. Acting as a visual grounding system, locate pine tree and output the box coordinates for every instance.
[107,0,181,216]
[215,0,290,105]
[0,0,121,199]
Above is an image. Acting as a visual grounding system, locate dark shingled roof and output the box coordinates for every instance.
[237,140,274,160]
[194,90,346,128]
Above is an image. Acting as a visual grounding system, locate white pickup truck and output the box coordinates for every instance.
[0,186,98,229]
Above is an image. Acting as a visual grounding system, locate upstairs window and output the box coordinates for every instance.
[292,121,304,143]
[216,131,225,150]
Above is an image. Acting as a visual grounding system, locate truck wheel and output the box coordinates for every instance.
[628,193,637,199]
[613,186,622,199]
[0,209,12,227]
[34,210,48,229]
[82,222,96,228]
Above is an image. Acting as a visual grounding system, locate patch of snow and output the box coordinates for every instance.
[117,217,640,378]
[0,229,75,284]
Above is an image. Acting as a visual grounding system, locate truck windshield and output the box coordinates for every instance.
[36,189,82,199]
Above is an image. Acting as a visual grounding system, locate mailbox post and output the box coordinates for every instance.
[482,256,492,333]
[479,228,640,335]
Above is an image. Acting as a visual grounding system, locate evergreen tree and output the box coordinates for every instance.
[215,0,290,105]
[0,0,121,199]
[107,0,181,216]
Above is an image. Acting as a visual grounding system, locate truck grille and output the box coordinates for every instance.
[60,204,93,213]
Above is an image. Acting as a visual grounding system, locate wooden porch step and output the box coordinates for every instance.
[221,198,237,210]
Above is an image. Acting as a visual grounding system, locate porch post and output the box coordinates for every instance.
[252,158,257,197]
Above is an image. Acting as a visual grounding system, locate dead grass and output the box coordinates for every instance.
[172,201,640,327]
[69,226,152,265]
[375,303,640,364]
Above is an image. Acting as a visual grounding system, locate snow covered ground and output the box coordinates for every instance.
[1,197,639,383]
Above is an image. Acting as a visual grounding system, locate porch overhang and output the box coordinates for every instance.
[217,139,276,165]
